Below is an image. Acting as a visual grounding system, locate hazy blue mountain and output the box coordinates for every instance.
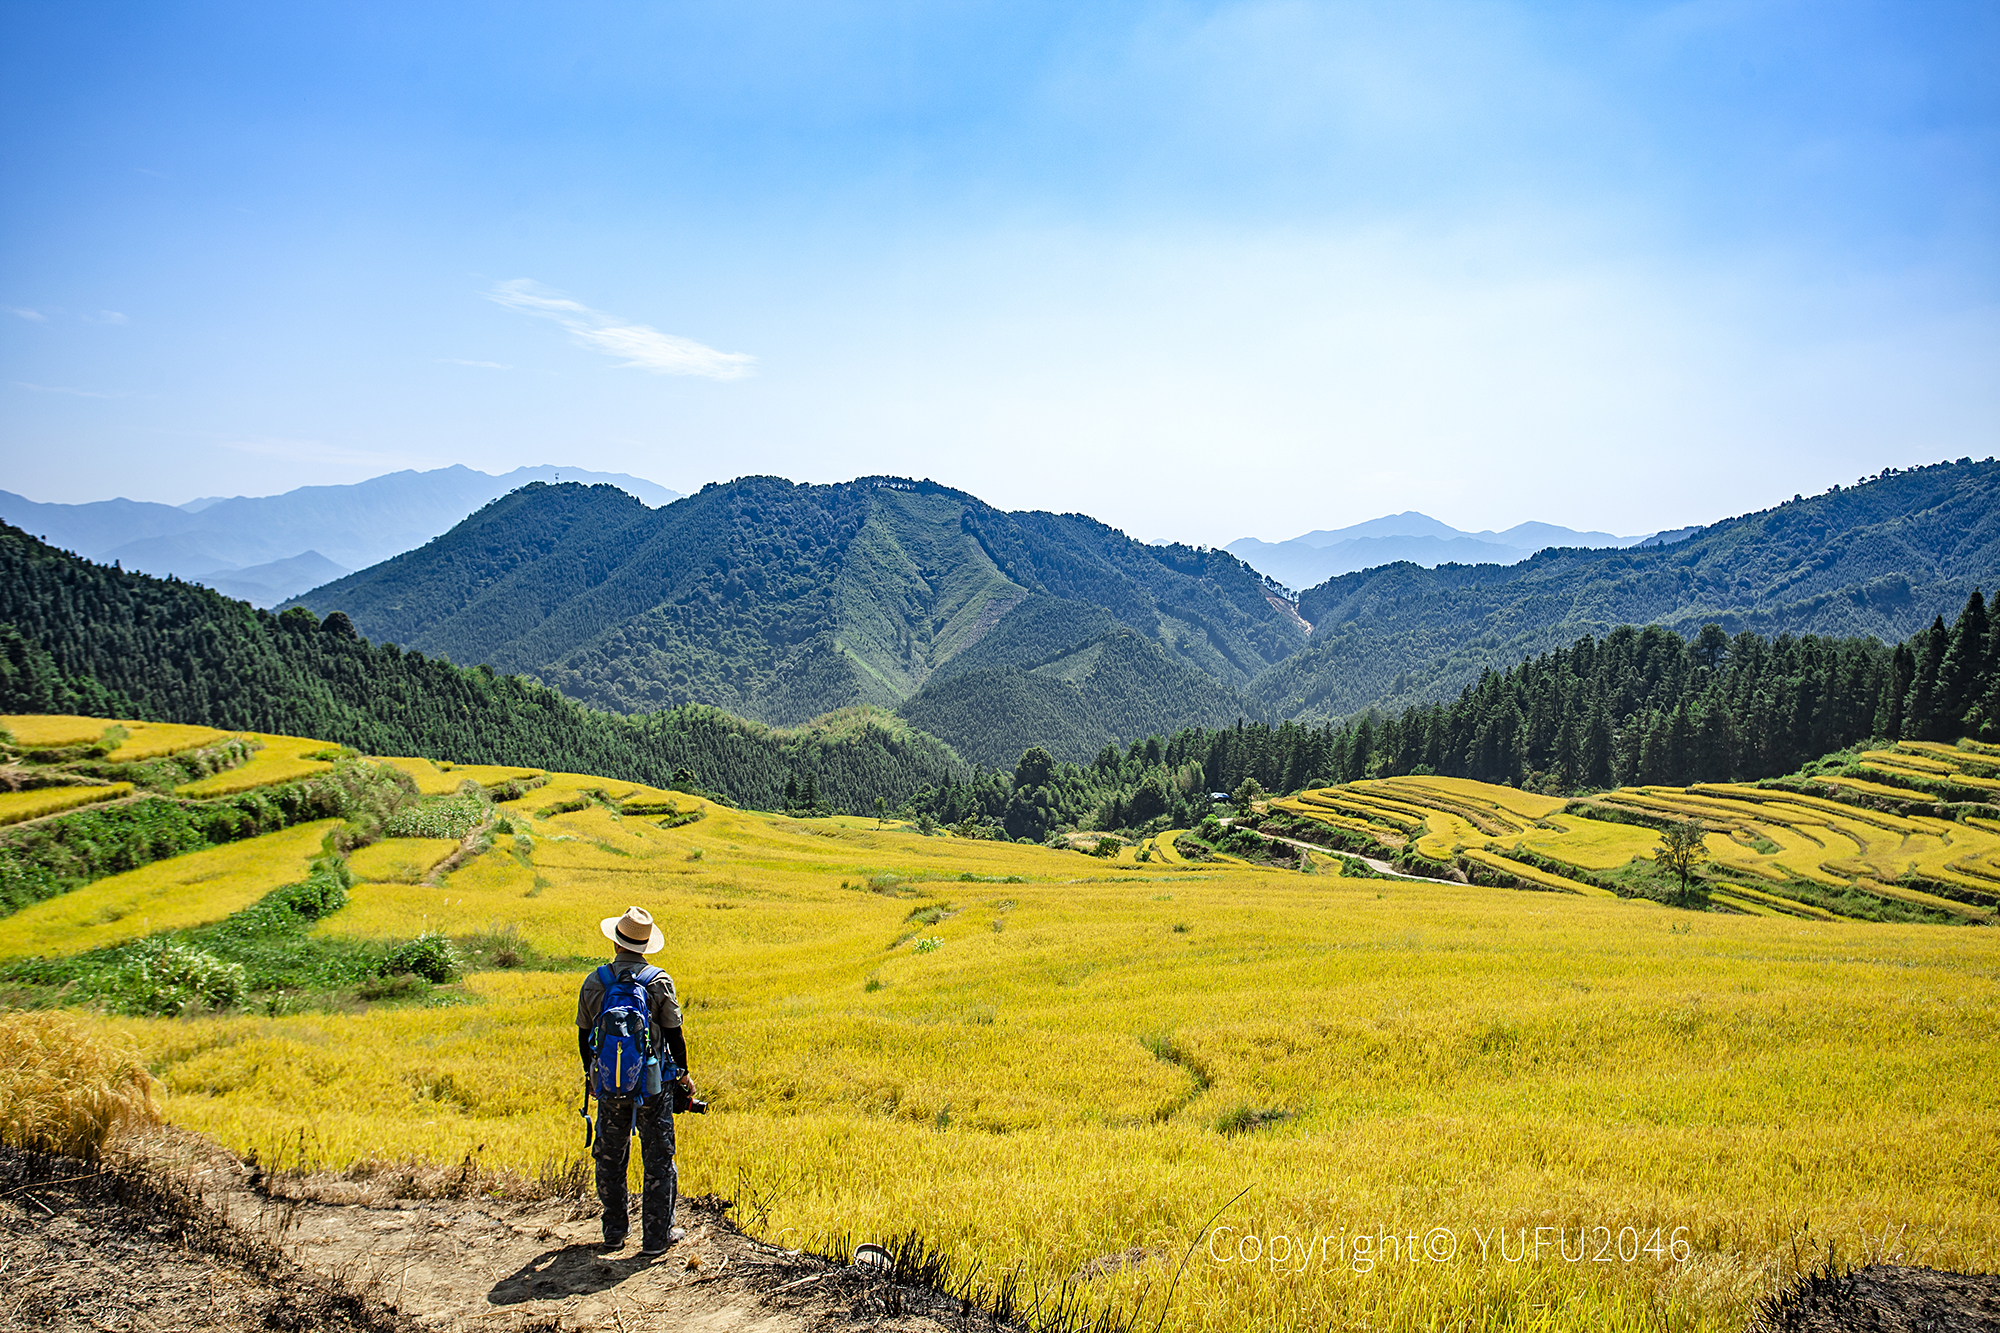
[1226,510,1646,591]
[0,464,680,604]
[204,551,353,607]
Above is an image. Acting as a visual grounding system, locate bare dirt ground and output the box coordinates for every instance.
[8,1129,1997,1332]
[1751,1260,2000,1332]
[0,1132,1028,1333]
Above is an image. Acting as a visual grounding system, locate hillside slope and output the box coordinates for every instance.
[898,625,1249,767]
[0,522,964,812]
[293,476,1300,734]
[1257,459,2000,719]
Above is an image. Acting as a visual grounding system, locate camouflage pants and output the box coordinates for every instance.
[591,1095,676,1247]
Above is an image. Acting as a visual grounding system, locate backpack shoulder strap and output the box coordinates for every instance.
[594,964,615,988]
[636,965,662,985]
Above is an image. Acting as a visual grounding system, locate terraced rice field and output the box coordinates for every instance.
[4,717,1998,1332]
[100,721,234,762]
[345,837,461,884]
[0,819,342,958]
[1,714,233,760]
[376,756,546,796]
[175,733,339,797]
[0,713,122,748]
[1273,744,2000,925]
[0,782,133,826]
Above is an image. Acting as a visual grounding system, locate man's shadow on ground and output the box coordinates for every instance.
[488,1243,659,1305]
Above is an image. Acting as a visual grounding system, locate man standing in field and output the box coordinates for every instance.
[578,905,695,1255]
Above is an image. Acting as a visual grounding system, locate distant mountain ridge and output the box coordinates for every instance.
[0,465,681,606]
[1226,510,1646,591]
[290,475,1306,765]
[12,457,1996,764]
[1253,459,2000,720]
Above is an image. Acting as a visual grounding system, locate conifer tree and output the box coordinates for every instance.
[1904,617,1950,740]
[1938,591,1989,733]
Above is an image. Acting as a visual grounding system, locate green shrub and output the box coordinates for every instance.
[384,793,486,840]
[107,943,246,1016]
[382,932,459,984]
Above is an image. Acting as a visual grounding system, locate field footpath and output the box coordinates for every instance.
[4,1127,1022,1333]
[1217,816,1438,881]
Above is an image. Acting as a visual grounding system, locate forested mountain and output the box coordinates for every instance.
[1255,459,2000,720]
[291,477,1302,748]
[0,522,962,813]
[10,505,2000,854]
[899,624,1248,767]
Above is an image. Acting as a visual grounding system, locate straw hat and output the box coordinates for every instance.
[601,905,666,954]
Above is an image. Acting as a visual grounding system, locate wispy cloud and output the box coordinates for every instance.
[86,310,129,325]
[6,307,46,322]
[10,381,122,398]
[487,279,756,380]
[439,357,513,369]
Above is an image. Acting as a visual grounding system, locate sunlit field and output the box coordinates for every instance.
[0,820,341,958]
[0,782,132,826]
[1278,746,2000,924]
[2,717,1997,1331]
[377,756,545,797]
[174,732,339,797]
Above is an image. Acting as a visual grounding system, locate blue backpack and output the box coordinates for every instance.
[590,963,663,1099]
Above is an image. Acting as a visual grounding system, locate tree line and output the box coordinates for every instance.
[907,599,2000,841]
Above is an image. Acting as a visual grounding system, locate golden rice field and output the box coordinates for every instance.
[0,782,132,826]
[101,721,234,762]
[1274,745,2000,926]
[0,820,341,958]
[345,836,461,884]
[0,713,121,748]
[3,720,1998,1331]
[377,756,545,797]
[0,713,230,760]
[174,732,338,797]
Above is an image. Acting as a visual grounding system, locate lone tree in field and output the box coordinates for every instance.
[1232,777,1265,814]
[1654,819,1707,904]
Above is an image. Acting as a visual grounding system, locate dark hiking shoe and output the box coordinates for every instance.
[639,1227,685,1256]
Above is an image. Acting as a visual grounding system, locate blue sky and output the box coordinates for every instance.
[2,1,1995,544]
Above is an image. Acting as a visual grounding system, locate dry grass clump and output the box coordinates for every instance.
[0,1010,162,1158]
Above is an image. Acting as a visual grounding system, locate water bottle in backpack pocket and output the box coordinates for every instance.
[590,963,661,1099]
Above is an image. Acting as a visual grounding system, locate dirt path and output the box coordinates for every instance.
[1218,819,1442,883]
[2,1132,1022,1333]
